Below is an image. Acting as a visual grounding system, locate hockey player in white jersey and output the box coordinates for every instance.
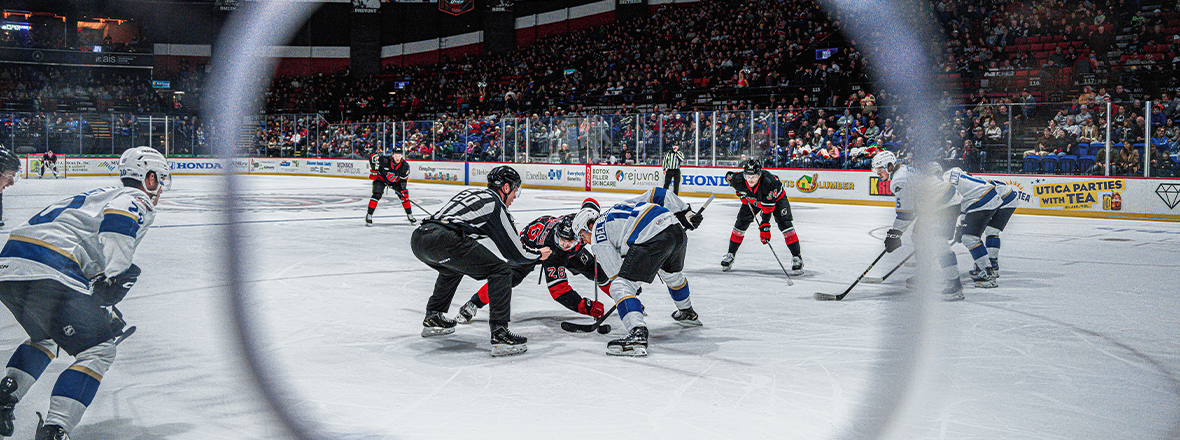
[973,179,1023,279]
[943,167,1021,287]
[572,187,704,356]
[0,146,169,440]
[873,151,965,300]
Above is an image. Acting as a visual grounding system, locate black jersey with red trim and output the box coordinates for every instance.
[519,215,577,263]
[369,154,410,184]
[518,214,601,313]
[729,170,785,215]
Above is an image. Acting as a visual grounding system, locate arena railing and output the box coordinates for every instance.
[2,104,1175,178]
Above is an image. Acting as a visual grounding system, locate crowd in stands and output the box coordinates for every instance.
[270,0,864,119]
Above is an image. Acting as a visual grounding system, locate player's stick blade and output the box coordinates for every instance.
[813,292,840,301]
[560,321,593,333]
[862,277,884,284]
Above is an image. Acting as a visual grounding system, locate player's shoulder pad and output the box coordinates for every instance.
[760,171,780,186]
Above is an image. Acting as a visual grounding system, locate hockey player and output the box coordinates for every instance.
[975,179,1022,278]
[572,187,704,356]
[0,146,169,440]
[410,166,551,357]
[39,150,59,179]
[720,159,803,274]
[872,151,964,300]
[0,146,20,227]
[942,167,1019,288]
[455,199,607,324]
[366,147,414,226]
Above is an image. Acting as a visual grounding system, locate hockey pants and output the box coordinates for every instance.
[411,223,515,324]
[0,280,119,432]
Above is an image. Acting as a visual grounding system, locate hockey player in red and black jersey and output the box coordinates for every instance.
[366,147,414,226]
[721,159,804,274]
[454,199,608,324]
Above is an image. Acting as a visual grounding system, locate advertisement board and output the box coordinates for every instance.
[59,157,1179,221]
[412,161,464,184]
[590,165,663,192]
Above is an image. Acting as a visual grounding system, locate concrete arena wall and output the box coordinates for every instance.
[68,157,1180,222]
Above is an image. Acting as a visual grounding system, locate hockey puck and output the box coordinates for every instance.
[596,324,611,334]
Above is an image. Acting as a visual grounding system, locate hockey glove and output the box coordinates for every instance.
[92,264,141,307]
[884,229,903,253]
[674,207,704,231]
[759,223,772,244]
[578,298,606,319]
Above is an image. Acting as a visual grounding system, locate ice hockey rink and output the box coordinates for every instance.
[0,174,1177,440]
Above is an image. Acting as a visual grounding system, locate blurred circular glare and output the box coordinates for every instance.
[214,1,953,439]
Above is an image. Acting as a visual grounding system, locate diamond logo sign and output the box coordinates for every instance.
[1156,183,1180,209]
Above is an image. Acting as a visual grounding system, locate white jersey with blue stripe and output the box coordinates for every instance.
[942,167,1003,213]
[989,180,1024,209]
[0,186,155,294]
[590,188,685,279]
[890,165,961,232]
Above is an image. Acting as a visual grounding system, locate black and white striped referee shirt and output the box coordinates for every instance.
[662,150,684,171]
[428,188,540,264]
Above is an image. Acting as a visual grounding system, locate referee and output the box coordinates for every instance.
[661,144,685,194]
[410,165,551,357]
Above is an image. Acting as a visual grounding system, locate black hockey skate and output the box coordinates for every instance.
[970,265,998,288]
[671,307,702,327]
[490,325,527,357]
[720,253,735,272]
[406,213,417,224]
[1,376,18,437]
[365,213,373,226]
[36,424,68,440]
[607,326,649,357]
[942,277,964,301]
[421,312,457,337]
[35,413,68,440]
[990,258,1000,278]
[790,255,804,275]
[455,300,479,324]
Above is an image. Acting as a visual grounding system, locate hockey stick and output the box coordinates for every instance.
[814,249,888,301]
[110,306,136,345]
[697,194,716,215]
[115,326,137,346]
[560,303,617,334]
[746,203,794,286]
[862,251,913,284]
[408,199,435,217]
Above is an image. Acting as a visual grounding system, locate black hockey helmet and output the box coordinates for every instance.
[391,145,404,155]
[555,216,577,242]
[0,146,19,175]
[743,158,762,175]
[486,165,522,192]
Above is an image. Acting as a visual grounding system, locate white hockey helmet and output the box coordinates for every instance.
[871,150,898,173]
[571,207,600,237]
[119,146,172,193]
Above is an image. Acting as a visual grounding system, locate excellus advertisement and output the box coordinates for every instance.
[63,157,1180,221]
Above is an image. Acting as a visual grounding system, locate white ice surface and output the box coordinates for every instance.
[1,175,1177,440]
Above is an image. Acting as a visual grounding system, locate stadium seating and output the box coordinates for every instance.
[1024,155,1041,173]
